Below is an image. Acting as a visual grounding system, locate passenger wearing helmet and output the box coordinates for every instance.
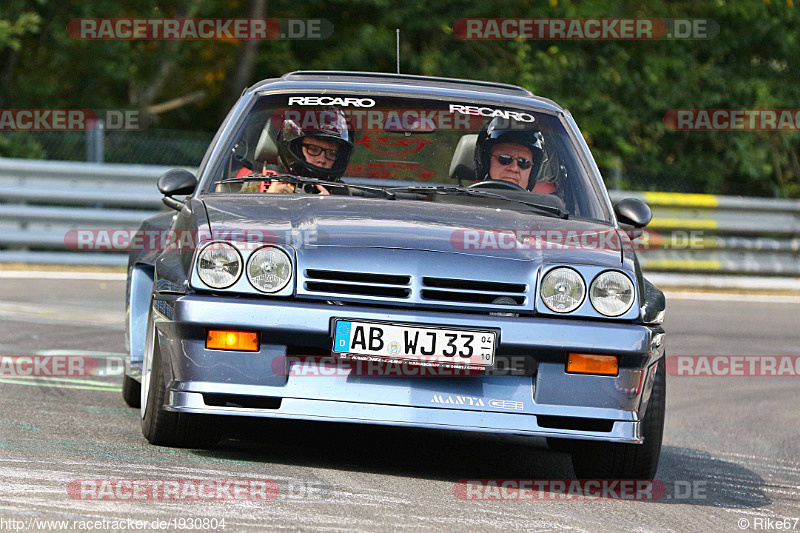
[474,117,554,193]
[268,107,354,194]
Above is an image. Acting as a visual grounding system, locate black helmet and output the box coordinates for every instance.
[276,107,354,180]
[474,117,544,190]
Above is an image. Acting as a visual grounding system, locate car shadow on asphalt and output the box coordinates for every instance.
[191,418,770,508]
[652,446,771,507]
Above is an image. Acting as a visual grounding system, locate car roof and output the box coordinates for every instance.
[247,70,565,115]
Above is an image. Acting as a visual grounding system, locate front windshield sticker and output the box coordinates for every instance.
[449,104,536,122]
[288,96,376,107]
[346,161,436,180]
[356,135,432,156]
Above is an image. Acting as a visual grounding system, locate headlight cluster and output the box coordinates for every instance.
[197,243,241,289]
[247,246,292,292]
[540,268,585,313]
[540,267,634,317]
[589,271,635,316]
[197,243,292,293]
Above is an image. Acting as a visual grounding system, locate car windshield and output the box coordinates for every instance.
[206,93,610,222]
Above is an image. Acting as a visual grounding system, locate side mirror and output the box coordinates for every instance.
[614,198,652,228]
[158,169,197,211]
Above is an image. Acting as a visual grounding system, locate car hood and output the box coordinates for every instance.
[201,195,624,267]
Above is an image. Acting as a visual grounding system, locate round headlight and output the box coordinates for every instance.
[247,246,292,293]
[540,267,585,313]
[590,271,635,316]
[197,242,242,288]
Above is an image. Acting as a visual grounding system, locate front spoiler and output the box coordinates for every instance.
[166,390,643,444]
[144,294,664,445]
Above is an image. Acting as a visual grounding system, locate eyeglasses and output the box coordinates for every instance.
[491,154,533,170]
[302,143,338,161]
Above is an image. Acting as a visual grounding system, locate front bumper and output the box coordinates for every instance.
[151,295,664,444]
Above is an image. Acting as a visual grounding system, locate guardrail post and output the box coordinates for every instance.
[87,119,105,163]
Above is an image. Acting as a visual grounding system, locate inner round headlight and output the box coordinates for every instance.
[540,267,585,313]
[590,271,635,316]
[197,242,242,288]
[247,246,292,293]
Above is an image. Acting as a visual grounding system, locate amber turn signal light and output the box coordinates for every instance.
[206,330,259,352]
[566,353,618,376]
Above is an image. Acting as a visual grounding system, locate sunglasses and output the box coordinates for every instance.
[302,143,339,161]
[492,154,533,170]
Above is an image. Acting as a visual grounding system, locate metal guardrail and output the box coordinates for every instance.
[0,159,167,265]
[1,158,798,275]
[607,191,800,275]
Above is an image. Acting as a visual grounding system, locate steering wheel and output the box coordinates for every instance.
[232,139,248,162]
[468,180,527,192]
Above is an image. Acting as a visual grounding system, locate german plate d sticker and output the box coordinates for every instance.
[333,321,352,353]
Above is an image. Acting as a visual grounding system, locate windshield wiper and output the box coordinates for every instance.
[386,186,568,219]
[217,174,397,198]
[217,173,347,192]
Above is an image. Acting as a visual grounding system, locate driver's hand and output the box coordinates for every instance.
[265,181,330,195]
[266,181,296,193]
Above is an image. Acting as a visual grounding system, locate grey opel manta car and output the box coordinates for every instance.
[123,70,666,480]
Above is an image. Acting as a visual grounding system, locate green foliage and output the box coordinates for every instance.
[0,11,40,51]
[0,0,799,196]
[0,133,46,159]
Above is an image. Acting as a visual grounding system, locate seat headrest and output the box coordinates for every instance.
[254,122,279,163]
[449,134,478,184]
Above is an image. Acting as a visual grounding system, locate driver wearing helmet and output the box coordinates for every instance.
[267,107,354,194]
[474,117,555,193]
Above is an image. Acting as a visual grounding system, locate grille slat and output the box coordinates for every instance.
[422,277,526,293]
[418,287,526,296]
[305,281,410,298]
[305,279,412,289]
[420,290,525,305]
[421,277,527,306]
[306,269,410,285]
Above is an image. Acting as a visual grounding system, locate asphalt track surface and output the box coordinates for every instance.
[0,275,798,532]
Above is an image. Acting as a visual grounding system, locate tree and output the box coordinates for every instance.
[1,0,798,196]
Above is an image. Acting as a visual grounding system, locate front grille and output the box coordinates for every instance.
[421,277,527,306]
[304,269,411,299]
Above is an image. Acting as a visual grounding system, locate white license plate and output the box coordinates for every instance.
[332,319,496,367]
